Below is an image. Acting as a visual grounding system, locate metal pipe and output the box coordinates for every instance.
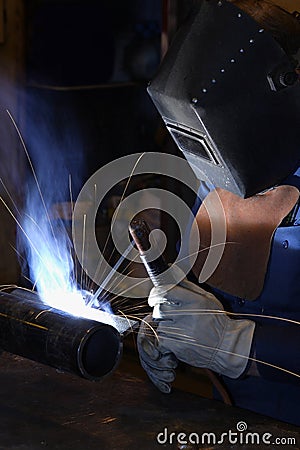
[0,289,123,381]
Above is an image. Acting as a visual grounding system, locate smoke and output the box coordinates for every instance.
[0,73,118,320]
[12,88,111,316]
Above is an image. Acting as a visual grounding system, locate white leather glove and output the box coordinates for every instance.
[138,279,255,390]
[137,314,178,393]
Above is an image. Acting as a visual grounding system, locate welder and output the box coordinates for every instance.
[137,0,300,426]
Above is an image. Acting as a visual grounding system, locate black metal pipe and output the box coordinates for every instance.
[0,290,122,381]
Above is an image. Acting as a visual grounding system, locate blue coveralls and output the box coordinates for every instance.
[192,169,300,426]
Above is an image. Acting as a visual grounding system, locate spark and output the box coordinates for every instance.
[89,152,146,294]
[153,308,300,327]
[80,213,87,289]
[69,174,79,288]
[0,177,21,216]
[6,109,57,246]
[159,333,300,380]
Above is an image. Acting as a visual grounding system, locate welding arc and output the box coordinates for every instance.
[0,290,122,380]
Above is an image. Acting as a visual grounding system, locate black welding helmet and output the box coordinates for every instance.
[148,0,300,197]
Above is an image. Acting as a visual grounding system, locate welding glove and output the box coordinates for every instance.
[138,279,255,392]
[137,314,178,393]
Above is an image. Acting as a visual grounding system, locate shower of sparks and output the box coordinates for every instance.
[5,109,116,323]
[1,110,298,384]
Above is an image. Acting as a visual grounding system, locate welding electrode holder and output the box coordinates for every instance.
[129,218,177,288]
[0,289,123,381]
[130,219,233,405]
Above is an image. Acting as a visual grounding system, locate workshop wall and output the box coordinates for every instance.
[0,0,25,285]
[24,0,163,190]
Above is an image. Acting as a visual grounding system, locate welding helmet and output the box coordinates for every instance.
[148,0,300,197]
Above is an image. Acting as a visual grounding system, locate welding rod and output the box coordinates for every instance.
[0,289,122,380]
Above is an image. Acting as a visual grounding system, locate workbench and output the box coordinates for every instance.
[0,348,298,449]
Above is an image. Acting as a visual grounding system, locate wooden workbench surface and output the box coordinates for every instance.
[0,350,298,449]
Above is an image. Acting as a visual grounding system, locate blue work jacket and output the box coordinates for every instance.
[192,170,300,426]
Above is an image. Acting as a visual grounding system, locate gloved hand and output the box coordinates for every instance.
[138,279,255,391]
[137,314,178,393]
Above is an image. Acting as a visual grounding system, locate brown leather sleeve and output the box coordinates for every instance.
[190,185,299,300]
